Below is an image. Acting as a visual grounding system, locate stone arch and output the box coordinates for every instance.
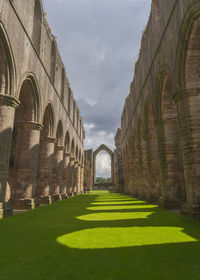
[32,0,43,54]
[37,103,55,203]
[75,145,79,161]
[64,131,70,153]
[145,98,161,201]
[52,120,64,200]
[50,39,56,83]
[93,144,114,185]
[71,138,75,157]
[56,120,63,146]
[0,23,15,96]
[61,68,65,102]
[158,70,186,208]
[9,77,42,207]
[175,4,200,212]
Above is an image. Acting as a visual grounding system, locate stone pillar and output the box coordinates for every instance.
[52,145,64,201]
[68,156,75,196]
[176,88,200,219]
[80,165,84,193]
[74,160,79,195]
[12,121,43,210]
[38,137,56,205]
[78,163,82,194]
[0,94,19,217]
[62,152,71,199]
[158,119,185,210]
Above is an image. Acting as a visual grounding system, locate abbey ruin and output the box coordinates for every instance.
[1,0,200,222]
[116,0,200,220]
[0,0,84,217]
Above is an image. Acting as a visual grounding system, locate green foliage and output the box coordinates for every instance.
[96,177,111,184]
[0,192,200,279]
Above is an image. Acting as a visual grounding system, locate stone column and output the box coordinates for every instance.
[62,152,71,199]
[175,88,200,219]
[52,145,64,201]
[0,94,19,217]
[38,137,56,205]
[12,121,43,210]
[78,163,82,194]
[68,156,75,196]
[158,119,185,210]
[74,160,79,195]
[80,164,84,193]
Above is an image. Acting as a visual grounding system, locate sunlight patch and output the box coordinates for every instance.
[86,205,157,211]
[91,201,147,205]
[76,212,153,221]
[57,227,197,249]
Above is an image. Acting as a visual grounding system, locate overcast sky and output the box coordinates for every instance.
[43,0,151,177]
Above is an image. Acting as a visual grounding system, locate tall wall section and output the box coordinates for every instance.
[121,0,200,219]
[0,0,85,217]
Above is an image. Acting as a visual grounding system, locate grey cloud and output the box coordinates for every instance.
[43,0,151,149]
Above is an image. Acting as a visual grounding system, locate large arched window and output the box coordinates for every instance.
[32,0,42,54]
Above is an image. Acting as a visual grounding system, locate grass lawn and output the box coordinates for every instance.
[0,191,200,280]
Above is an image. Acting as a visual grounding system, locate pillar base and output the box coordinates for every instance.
[52,194,62,202]
[147,194,158,204]
[181,203,200,220]
[68,192,74,197]
[159,198,181,210]
[0,202,13,218]
[39,196,52,205]
[12,199,39,210]
[61,193,68,200]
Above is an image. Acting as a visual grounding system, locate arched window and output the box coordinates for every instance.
[32,0,42,54]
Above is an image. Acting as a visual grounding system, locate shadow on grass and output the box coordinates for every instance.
[0,191,200,280]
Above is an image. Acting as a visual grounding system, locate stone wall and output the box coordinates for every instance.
[0,0,84,217]
[120,0,200,219]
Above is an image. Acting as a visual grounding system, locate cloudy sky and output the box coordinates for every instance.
[43,0,151,177]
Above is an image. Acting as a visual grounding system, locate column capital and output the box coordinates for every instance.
[174,87,200,102]
[46,136,56,143]
[15,121,43,131]
[70,156,75,161]
[65,152,71,157]
[57,145,64,151]
[0,94,20,108]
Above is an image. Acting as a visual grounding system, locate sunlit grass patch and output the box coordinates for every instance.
[86,205,158,211]
[76,211,153,221]
[57,227,197,249]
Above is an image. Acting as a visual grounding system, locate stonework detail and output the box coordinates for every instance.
[116,0,200,219]
[0,0,84,217]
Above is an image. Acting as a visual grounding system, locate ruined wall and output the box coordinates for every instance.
[120,0,200,219]
[0,0,84,217]
[84,149,93,191]
[114,129,124,193]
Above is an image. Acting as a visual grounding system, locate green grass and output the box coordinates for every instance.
[1,191,200,280]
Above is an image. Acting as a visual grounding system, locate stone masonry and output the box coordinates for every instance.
[0,0,85,217]
[116,0,200,220]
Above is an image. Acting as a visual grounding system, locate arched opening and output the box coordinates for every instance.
[62,131,71,196]
[52,120,64,200]
[95,151,111,184]
[61,68,65,102]
[0,34,11,95]
[179,13,200,209]
[146,101,161,201]
[9,78,41,208]
[32,0,42,54]
[160,72,186,207]
[50,40,56,83]
[0,28,16,208]
[37,104,54,204]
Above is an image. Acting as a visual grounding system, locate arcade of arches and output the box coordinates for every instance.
[0,0,84,217]
[1,0,200,221]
